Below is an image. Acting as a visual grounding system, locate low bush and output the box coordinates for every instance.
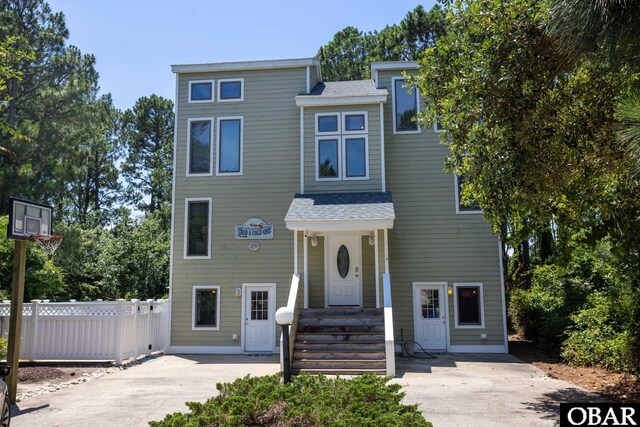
[149,374,431,427]
[562,292,635,373]
[508,265,586,350]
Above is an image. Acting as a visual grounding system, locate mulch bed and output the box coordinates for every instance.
[509,333,640,403]
[18,367,71,383]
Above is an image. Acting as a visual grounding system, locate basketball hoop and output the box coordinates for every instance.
[29,234,63,256]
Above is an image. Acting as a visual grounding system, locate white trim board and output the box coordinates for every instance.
[449,345,507,354]
[295,95,387,107]
[172,57,320,75]
[168,346,243,355]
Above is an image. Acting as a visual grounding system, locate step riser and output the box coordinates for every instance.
[297,318,384,327]
[293,361,386,370]
[299,326,384,334]
[299,309,383,317]
[292,369,387,376]
[295,343,385,351]
[294,351,386,360]
[296,334,383,342]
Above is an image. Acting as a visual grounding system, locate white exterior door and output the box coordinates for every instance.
[326,234,361,306]
[244,284,275,352]
[413,283,448,351]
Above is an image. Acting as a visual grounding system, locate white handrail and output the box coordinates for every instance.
[383,273,395,376]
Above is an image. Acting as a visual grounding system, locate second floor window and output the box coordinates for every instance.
[185,198,211,258]
[217,117,243,175]
[393,77,419,133]
[189,80,214,102]
[318,138,339,179]
[188,119,213,175]
[315,112,369,181]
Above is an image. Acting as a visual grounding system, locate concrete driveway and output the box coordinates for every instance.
[14,353,600,427]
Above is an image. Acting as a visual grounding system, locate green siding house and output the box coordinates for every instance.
[169,58,508,375]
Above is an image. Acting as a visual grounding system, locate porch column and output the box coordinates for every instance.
[374,229,380,308]
[293,231,298,275]
[303,232,309,308]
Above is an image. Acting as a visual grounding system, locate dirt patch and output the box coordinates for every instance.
[19,367,70,383]
[509,333,639,403]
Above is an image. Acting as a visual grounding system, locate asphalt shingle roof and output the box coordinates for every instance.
[304,80,388,98]
[285,192,395,222]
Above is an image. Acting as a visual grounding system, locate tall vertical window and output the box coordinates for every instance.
[393,77,419,133]
[189,80,214,102]
[344,137,367,178]
[188,119,212,175]
[185,199,211,258]
[317,138,339,179]
[454,283,484,328]
[455,175,482,214]
[217,117,243,175]
[192,286,220,330]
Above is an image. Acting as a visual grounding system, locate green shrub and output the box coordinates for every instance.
[149,374,431,427]
[562,293,635,373]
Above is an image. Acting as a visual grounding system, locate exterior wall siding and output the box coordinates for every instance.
[171,67,306,347]
[378,68,506,348]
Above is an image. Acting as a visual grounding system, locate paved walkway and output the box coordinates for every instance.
[14,353,600,426]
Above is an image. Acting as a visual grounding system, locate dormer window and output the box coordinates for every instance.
[189,80,214,102]
[218,78,244,102]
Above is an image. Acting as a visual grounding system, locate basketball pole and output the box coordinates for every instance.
[6,239,26,403]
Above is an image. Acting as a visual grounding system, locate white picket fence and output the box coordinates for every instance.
[0,299,169,364]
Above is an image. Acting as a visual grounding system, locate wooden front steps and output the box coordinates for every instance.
[293,308,386,375]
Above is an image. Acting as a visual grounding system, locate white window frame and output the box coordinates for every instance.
[343,135,369,180]
[453,282,485,329]
[216,116,244,176]
[191,285,220,331]
[186,118,214,177]
[315,112,341,135]
[391,76,421,135]
[183,197,212,260]
[433,119,445,133]
[315,136,342,181]
[342,111,368,134]
[188,80,215,103]
[217,78,244,102]
[454,175,483,215]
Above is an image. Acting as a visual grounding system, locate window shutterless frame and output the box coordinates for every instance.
[191,285,220,331]
[315,112,341,135]
[315,136,341,181]
[453,282,485,329]
[188,80,215,103]
[216,116,244,176]
[183,197,212,260]
[217,78,244,102]
[342,111,368,134]
[186,118,214,177]
[391,76,421,134]
[454,175,483,214]
[342,135,369,180]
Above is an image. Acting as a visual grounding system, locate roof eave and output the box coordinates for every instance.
[285,218,395,231]
[295,94,388,107]
[172,58,320,74]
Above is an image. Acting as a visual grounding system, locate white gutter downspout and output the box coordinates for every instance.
[306,66,311,94]
[300,107,304,194]
[380,102,386,192]
[498,239,509,353]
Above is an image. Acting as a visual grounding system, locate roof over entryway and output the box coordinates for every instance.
[284,192,395,231]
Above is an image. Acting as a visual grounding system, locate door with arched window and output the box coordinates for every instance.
[326,233,362,306]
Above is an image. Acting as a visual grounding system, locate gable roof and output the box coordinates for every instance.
[285,192,395,230]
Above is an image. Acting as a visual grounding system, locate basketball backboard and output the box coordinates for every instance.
[7,197,53,240]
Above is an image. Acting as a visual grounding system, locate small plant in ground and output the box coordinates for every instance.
[149,373,431,427]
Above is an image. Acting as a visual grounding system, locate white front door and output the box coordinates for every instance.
[244,284,275,352]
[326,234,362,306]
[413,283,448,351]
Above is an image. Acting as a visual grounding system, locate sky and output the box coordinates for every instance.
[46,0,437,111]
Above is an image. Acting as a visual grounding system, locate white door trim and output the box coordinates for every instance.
[412,282,450,352]
[241,283,276,353]
[324,232,363,307]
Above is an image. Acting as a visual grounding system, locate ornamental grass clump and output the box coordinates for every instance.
[149,373,431,427]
